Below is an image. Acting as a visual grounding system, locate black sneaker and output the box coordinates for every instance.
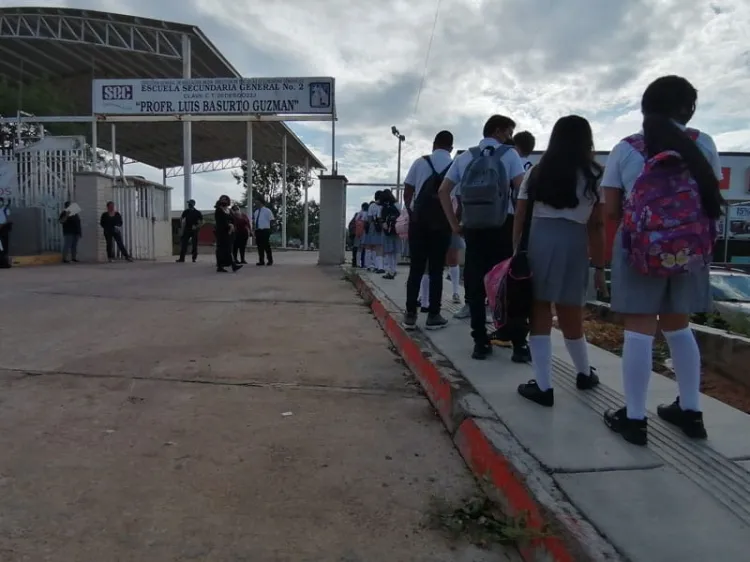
[217,267,229,273]
[511,344,531,363]
[256,262,265,266]
[472,342,493,360]
[375,269,385,274]
[382,272,395,280]
[425,313,448,330]
[403,311,417,330]
[604,407,648,446]
[517,380,554,407]
[576,367,600,390]
[657,398,708,439]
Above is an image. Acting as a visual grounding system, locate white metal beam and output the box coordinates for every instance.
[165,158,245,178]
[93,114,334,123]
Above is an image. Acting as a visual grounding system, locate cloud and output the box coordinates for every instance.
[5,0,749,215]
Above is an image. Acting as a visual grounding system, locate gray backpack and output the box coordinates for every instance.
[460,145,512,229]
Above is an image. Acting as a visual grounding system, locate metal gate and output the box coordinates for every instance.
[0,138,87,251]
[112,176,169,260]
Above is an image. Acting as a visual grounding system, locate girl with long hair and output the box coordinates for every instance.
[214,195,242,273]
[513,115,607,407]
[601,75,725,445]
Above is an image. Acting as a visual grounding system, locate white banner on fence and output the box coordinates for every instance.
[0,159,18,199]
[92,77,335,116]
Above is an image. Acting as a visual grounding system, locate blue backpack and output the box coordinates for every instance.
[460,145,511,229]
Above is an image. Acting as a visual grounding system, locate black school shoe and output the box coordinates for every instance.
[517,380,554,407]
[604,407,648,446]
[511,344,532,363]
[472,342,493,360]
[425,313,448,330]
[657,398,708,439]
[576,367,601,390]
[402,311,417,330]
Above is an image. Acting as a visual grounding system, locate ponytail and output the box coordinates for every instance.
[642,114,725,220]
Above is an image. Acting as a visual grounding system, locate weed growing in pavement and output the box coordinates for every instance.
[427,495,551,549]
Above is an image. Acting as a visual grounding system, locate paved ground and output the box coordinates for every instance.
[0,253,519,562]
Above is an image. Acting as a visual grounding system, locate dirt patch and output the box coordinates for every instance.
[578,310,750,414]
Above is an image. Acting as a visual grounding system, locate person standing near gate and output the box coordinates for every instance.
[100,201,133,262]
[214,195,242,273]
[0,197,11,268]
[252,199,274,266]
[176,199,203,263]
[59,201,82,263]
[231,205,251,264]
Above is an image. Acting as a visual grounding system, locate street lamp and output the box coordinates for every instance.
[391,126,406,203]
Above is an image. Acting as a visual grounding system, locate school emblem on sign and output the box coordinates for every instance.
[309,82,331,109]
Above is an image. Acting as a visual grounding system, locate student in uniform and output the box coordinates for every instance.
[403,130,454,330]
[380,189,401,279]
[600,75,725,445]
[513,131,536,171]
[177,199,203,263]
[368,191,385,273]
[0,197,11,267]
[252,199,275,266]
[513,115,607,407]
[438,115,529,361]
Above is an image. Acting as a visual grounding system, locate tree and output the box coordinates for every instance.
[233,160,319,245]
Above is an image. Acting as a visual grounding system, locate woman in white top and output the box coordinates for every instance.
[512,115,608,407]
[600,76,726,446]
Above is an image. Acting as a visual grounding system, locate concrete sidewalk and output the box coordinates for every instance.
[352,266,750,562]
[0,253,520,562]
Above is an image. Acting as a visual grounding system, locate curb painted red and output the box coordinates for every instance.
[351,271,620,562]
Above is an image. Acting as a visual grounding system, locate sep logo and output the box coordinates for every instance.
[101,85,133,101]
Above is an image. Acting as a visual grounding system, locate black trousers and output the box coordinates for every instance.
[233,232,249,262]
[215,231,233,268]
[406,221,451,315]
[255,228,273,264]
[463,216,527,346]
[351,246,359,267]
[179,229,200,261]
[0,224,9,268]
[104,230,130,259]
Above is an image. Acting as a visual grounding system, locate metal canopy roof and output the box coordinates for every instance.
[0,6,326,171]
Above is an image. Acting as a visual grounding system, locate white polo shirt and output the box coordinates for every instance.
[252,206,274,229]
[600,125,723,194]
[448,138,525,215]
[404,148,453,211]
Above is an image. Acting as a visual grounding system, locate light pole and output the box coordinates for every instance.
[391,126,406,203]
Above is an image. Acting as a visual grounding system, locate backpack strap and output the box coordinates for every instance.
[422,155,438,175]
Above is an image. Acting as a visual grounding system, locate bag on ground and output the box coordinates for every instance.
[621,129,716,277]
[412,156,451,231]
[461,145,512,229]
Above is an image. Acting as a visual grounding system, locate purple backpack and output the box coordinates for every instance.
[621,129,715,277]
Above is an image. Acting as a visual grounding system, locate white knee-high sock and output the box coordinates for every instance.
[564,337,590,375]
[622,331,654,420]
[375,255,383,270]
[420,274,430,307]
[449,265,460,295]
[663,327,702,411]
[386,254,395,273]
[366,249,373,268]
[529,335,553,391]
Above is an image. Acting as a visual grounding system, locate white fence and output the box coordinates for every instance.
[0,144,88,252]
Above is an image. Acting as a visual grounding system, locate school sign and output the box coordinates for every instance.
[92,77,335,116]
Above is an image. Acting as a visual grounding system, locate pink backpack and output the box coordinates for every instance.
[395,210,409,240]
[621,129,716,277]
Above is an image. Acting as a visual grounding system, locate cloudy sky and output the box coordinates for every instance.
[5,0,750,217]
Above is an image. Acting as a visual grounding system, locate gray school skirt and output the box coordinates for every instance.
[610,229,711,315]
[449,233,466,250]
[527,217,589,306]
[382,233,399,254]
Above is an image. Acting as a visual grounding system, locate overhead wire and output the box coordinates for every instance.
[411,0,444,122]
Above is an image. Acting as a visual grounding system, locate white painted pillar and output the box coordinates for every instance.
[91,120,98,170]
[281,134,288,248]
[110,123,117,186]
[246,122,254,229]
[303,156,309,251]
[181,34,192,209]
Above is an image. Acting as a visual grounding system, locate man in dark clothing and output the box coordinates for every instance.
[100,201,133,262]
[177,199,203,263]
[0,197,11,268]
[59,201,82,263]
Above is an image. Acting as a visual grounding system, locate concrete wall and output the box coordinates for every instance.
[75,172,114,262]
[154,220,173,258]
